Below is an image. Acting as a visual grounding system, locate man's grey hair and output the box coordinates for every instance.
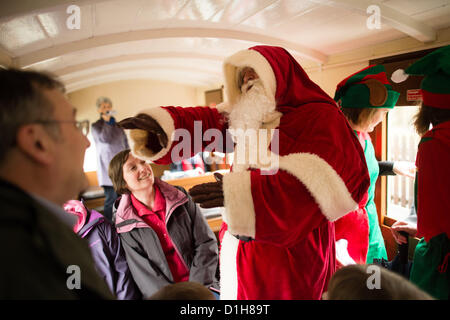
[0,68,65,165]
[96,96,113,109]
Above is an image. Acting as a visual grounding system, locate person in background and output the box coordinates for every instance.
[334,65,415,265]
[395,45,450,300]
[91,96,128,222]
[64,200,141,300]
[108,149,219,298]
[323,264,433,300]
[0,68,113,299]
[170,153,206,174]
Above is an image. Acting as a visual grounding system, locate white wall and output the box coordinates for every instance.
[307,62,369,99]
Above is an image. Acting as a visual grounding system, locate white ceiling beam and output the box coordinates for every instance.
[14,27,328,68]
[53,52,224,76]
[61,63,222,84]
[65,71,218,93]
[329,0,436,43]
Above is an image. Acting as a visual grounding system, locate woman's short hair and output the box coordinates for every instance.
[108,149,131,195]
[96,96,112,109]
[341,107,379,128]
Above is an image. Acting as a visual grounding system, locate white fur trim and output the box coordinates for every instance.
[220,231,239,300]
[215,101,231,114]
[222,171,256,238]
[125,107,175,162]
[278,153,358,221]
[223,49,276,105]
[335,239,357,266]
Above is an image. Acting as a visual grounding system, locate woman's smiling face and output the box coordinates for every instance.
[122,153,154,194]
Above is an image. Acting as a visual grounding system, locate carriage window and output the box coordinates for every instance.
[386,106,420,221]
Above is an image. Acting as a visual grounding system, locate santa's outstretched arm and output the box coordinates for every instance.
[119,106,231,164]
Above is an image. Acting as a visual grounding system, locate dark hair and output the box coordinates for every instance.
[326,264,433,300]
[108,149,131,195]
[414,105,450,136]
[0,68,65,164]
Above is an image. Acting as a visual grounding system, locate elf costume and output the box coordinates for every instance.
[121,46,370,299]
[334,65,400,264]
[406,45,450,300]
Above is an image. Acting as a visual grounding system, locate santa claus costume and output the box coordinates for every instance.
[123,45,370,299]
[406,45,450,300]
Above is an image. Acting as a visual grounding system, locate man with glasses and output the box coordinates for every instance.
[0,68,114,299]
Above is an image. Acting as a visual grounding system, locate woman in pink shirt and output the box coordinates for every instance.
[108,149,219,298]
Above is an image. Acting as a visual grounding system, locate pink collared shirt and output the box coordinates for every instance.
[130,186,189,282]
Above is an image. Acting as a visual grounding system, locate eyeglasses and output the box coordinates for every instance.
[35,119,90,136]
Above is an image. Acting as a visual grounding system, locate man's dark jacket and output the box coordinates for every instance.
[0,179,114,299]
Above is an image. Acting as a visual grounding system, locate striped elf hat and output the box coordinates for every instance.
[405,45,450,110]
[334,65,400,109]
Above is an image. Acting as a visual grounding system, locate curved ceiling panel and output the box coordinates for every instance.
[1,0,449,92]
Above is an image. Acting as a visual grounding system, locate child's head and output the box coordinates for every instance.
[148,282,215,300]
[323,264,433,300]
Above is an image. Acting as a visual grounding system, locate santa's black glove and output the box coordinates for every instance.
[189,173,224,208]
[118,113,168,154]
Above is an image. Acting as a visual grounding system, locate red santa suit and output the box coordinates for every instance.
[125,46,370,299]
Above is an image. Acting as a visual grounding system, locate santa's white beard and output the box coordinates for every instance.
[228,79,276,131]
[227,79,278,172]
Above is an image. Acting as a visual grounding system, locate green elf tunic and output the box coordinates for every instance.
[410,122,450,300]
[405,45,450,300]
[358,131,388,263]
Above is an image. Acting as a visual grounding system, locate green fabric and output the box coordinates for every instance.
[334,64,400,108]
[340,84,399,109]
[421,73,450,94]
[405,45,450,94]
[410,233,450,300]
[334,65,387,102]
[364,138,388,263]
[345,65,385,82]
